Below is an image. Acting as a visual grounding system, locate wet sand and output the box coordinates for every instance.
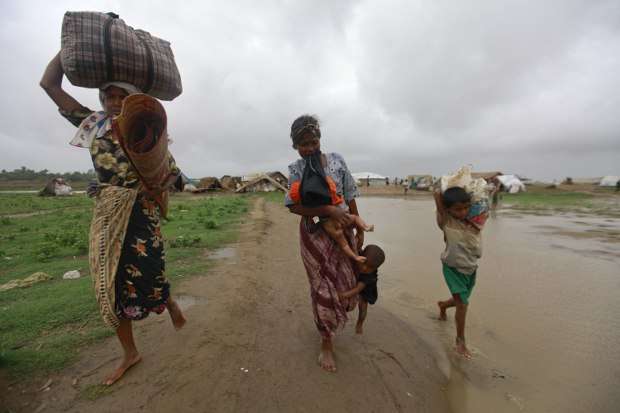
[359,197,620,413]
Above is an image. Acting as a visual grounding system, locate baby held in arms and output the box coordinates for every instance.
[289,149,374,263]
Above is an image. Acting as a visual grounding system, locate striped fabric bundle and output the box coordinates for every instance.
[61,11,182,101]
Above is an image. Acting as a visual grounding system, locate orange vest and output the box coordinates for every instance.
[289,176,344,206]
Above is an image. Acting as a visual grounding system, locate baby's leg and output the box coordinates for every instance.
[323,220,367,263]
[356,299,368,335]
[350,214,374,232]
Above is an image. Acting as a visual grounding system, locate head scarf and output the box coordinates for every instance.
[290,115,321,148]
[98,81,142,108]
[70,82,141,149]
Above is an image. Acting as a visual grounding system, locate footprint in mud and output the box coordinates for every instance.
[491,368,509,379]
[482,328,501,342]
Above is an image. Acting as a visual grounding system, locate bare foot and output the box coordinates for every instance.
[437,301,447,321]
[167,299,187,331]
[318,348,337,373]
[103,353,142,386]
[354,256,367,264]
[455,338,473,359]
[355,323,364,335]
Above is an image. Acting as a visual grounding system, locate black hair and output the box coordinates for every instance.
[442,187,471,208]
[290,114,321,147]
[362,244,385,269]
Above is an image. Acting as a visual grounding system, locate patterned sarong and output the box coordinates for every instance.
[89,185,138,329]
[299,217,358,338]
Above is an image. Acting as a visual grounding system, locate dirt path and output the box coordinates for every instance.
[4,198,448,413]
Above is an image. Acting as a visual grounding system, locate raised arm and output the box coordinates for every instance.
[40,51,86,114]
[434,190,446,229]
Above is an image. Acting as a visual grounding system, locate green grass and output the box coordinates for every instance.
[0,180,89,192]
[503,191,594,209]
[0,193,249,379]
[0,193,93,216]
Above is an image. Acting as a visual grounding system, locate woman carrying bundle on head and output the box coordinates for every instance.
[40,51,186,386]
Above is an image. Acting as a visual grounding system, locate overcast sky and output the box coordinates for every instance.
[1,0,619,181]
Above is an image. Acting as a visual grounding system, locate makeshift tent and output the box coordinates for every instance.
[352,172,386,187]
[497,175,526,193]
[196,177,222,191]
[236,174,287,193]
[407,175,434,190]
[599,176,620,187]
[268,171,288,187]
[572,177,601,185]
[39,178,73,196]
[220,175,242,191]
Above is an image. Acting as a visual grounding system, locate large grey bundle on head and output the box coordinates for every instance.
[60,11,182,101]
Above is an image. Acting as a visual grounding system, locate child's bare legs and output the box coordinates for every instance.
[166,297,187,330]
[438,295,472,358]
[323,220,366,263]
[437,297,456,320]
[454,295,472,358]
[351,214,374,232]
[356,299,368,334]
[318,337,337,372]
[104,319,142,386]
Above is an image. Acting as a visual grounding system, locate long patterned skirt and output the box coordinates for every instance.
[89,186,170,329]
[299,217,358,338]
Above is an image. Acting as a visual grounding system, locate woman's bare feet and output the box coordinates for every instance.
[455,337,473,359]
[167,299,187,331]
[355,323,364,335]
[103,352,142,386]
[318,339,337,372]
[437,301,447,321]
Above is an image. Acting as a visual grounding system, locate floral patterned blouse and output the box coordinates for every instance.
[61,107,181,189]
[284,152,359,209]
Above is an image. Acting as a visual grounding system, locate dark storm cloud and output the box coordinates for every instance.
[1,0,618,181]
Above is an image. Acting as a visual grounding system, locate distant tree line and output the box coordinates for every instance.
[0,167,96,182]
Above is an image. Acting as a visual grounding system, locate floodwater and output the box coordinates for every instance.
[360,197,620,413]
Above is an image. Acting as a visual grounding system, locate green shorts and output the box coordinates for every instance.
[442,263,477,304]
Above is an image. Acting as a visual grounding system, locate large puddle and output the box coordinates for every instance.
[208,247,237,260]
[359,198,620,413]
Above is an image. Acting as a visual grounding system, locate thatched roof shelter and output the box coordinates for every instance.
[196,177,223,191]
[236,174,287,193]
[220,175,243,191]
